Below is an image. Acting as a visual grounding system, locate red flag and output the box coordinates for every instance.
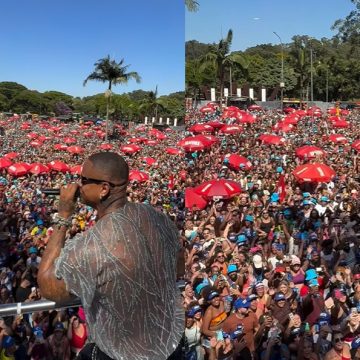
[277,175,286,203]
[168,175,175,189]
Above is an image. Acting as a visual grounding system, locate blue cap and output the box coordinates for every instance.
[276,167,283,173]
[283,209,292,216]
[271,193,279,202]
[302,200,311,206]
[36,219,44,226]
[29,247,37,254]
[303,192,311,198]
[195,282,208,295]
[305,269,318,281]
[244,215,254,222]
[207,291,220,301]
[320,196,329,202]
[227,264,238,274]
[188,231,198,242]
[234,298,250,310]
[273,243,285,251]
[2,336,15,349]
[187,305,202,318]
[236,234,247,244]
[309,232,318,240]
[310,198,317,205]
[274,293,286,301]
[318,312,330,325]
[33,326,43,337]
[309,279,319,287]
[352,336,360,350]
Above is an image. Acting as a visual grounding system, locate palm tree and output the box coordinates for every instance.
[201,29,248,102]
[139,86,165,121]
[83,55,141,140]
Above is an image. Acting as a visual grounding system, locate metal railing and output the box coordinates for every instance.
[0,297,81,317]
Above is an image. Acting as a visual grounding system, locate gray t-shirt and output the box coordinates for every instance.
[55,202,184,360]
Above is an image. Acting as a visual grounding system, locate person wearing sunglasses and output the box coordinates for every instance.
[38,152,184,360]
[324,331,351,360]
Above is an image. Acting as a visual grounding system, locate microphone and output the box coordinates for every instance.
[41,189,60,196]
[41,188,81,199]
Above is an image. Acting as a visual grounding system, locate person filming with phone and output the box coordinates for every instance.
[38,152,184,360]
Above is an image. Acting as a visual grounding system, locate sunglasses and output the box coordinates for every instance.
[217,255,225,258]
[80,176,122,187]
[334,338,343,343]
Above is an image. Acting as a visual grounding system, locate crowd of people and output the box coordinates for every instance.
[182,103,360,360]
[0,103,359,359]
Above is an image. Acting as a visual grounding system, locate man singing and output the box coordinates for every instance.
[38,152,184,360]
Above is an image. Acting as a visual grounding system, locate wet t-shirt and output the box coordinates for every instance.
[55,202,184,360]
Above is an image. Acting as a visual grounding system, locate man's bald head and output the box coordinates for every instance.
[87,152,129,185]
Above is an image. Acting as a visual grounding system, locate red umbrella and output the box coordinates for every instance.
[227,154,252,170]
[145,139,159,146]
[129,170,149,182]
[194,179,242,199]
[7,163,31,176]
[188,123,214,133]
[199,105,215,113]
[99,143,113,150]
[54,144,68,151]
[185,187,208,210]
[63,137,76,144]
[142,157,157,166]
[328,116,343,122]
[4,152,19,160]
[30,140,43,148]
[293,163,335,183]
[20,124,31,130]
[283,107,296,114]
[295,146,326,159]
[67,146,85,154]
[70,130,79,135]
[70,165,83,175]
[26,133,38,139]
[273,122,294,133]
[328,134,348,143]
[0,158,12,169]
[238,113,256,124]
[202,135,219,144]
[148,129,167,140]
[83,132,93,138]
[259,134,285,145]
[166,147,183,155]
[207,121,225,129]
[333,120,350,128]
[29,163,50,175]
[248,104,262,111]
[283,116,299,125]
[38,135,47,142]
[219,125,243,134]
[48,160,70,172]
[120,145,141,154]
[129,137,147,143]
[351,140,360,151]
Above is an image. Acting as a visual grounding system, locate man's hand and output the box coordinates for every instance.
[58,183,79,218]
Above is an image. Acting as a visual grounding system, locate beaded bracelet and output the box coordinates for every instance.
[52,215,72,229]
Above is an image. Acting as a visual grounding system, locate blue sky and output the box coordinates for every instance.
[0,0,184,98]
[186,0,355,50]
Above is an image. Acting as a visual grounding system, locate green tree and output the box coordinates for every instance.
[201,29,248,101]
[139,86,166,120]
[83,55,141,140]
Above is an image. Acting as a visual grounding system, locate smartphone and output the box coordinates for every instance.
[351,307,358,314]
[31,287,36,292]
[314,324,319,333]
[289,313,294,320]
[316,267,322,273]
[216,330,224,341]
